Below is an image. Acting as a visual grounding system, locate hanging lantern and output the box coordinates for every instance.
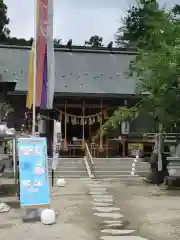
[121,121,130,135]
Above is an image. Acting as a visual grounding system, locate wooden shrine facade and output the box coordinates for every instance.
[0,44,154,157]
[52,95,136,157]
[5,93,139,157]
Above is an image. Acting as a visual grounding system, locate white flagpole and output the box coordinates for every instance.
[32,0,37,136]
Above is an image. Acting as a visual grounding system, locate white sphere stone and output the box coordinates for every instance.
[41,209,56,225]
[136,155,139,159]
[56,178,66,187]
[132,163,135,167]
[134,159,137,163]
[131,171,135,176]
[132,167,135,172]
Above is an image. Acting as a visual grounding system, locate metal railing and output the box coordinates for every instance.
[84,143,95,179]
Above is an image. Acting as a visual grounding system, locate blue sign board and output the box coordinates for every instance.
[17,137,50,208]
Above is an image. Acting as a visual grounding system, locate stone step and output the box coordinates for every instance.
[95,174,141,179]
[93,161,144,164]
[94,169,149,173]
[94,163,149,170]
[94,166,148,169]
[50,171,88,178]
[54,167,86,171]
[48,161,85,166]
[94,171,148,178]
[48,158,84,163]
[49,175,88,179]
[94,170,148,173]
[50,169,86,173]
[93,158,143,160]
[48,158,83,160]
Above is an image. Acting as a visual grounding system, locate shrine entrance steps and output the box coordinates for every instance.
[48,157,150,180]
[93,158,149,180]
[48,158,89,179]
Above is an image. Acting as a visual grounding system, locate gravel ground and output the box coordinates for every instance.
[0,178,99,240]
[1,176,180,240]
[104,179,180,240]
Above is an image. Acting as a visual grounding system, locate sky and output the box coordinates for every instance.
[4,0,180,45]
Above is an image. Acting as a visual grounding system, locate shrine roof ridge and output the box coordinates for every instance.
[0,44,137,55]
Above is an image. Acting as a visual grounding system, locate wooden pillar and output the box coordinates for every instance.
[123,99,128,157]
[89,124,91,138]
[99,100,103,152]
[64,100,68,151]
[82,100,85,147]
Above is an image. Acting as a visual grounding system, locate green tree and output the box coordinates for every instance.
[0,0,10,41]
[6,37,32,46]
[102,2,180,135]
[54,38,62,47]
[115,0,165,49]
[172,4,180,16]
[85,35,103,48]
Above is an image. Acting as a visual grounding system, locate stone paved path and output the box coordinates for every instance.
[81,178,149,240]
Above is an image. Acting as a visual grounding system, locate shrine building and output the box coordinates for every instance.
[0,44,152,157]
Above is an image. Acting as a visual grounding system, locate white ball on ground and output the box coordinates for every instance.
[132,163,135,167]
[131,171,135,176]
[136,155,139,159]
[56,178,66,187]
[134,159,137,163]
[41,209,56,225]
[132,167,135,172]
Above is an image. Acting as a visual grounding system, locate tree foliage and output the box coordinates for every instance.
[130,6,180,131]
[54,38,62,47]
[102,1,180,136]
[85,35,104,48]
[115,0,165,49]
[0,0,10,41]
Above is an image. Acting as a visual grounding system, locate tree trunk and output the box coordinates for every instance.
[145,127,169,184]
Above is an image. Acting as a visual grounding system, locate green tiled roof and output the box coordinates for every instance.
[0,45,137,95]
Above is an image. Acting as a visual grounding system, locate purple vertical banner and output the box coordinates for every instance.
[41,45,48,108]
